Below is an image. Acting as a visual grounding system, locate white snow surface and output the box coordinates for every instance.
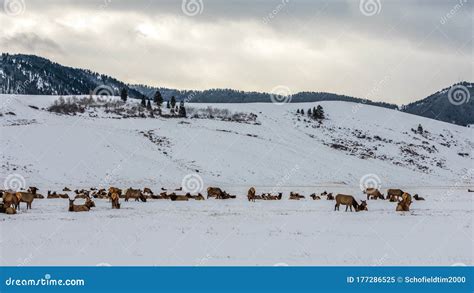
[0,95,472,266]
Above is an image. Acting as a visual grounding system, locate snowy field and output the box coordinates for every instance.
[0,95,472,266]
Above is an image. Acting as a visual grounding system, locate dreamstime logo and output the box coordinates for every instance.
[270,85,292,105]
[262,0,290,24]
[3,173,26,191]
[92,85,115,98]
[96,262,112,266]
[273,262,289,266]
[359,173,382,191]
[440,0,467,25]
[3,0,26,16]
[181,0,204,17]
[359,0,381,16]
[181,173,204,193]
[447,84,470,106]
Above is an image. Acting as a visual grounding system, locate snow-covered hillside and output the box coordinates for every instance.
[0,95,472,266]
[0,95,471,189]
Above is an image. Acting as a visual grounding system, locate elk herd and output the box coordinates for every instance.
[0,184,426,215]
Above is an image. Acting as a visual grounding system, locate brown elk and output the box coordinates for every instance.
[387,189,404,202]
[247,187,256,202]
[334,194,362,212]
[108,187,122,198]
[125,188,146,202]
[1,203,16,215]
[170,193,189,201]
[111,192,120,209]
[413,194,425,201]
[2,192,20,209]
[143,187,153,195]
[16,191,35,210]
[310,193,321,200]
[68,198,95,212]
[207,187,224,199]
[396,193,412,212]
[363,188,384,200]
[289,192,305,200]
[186,193,205,200]
[264,193,282,200]
[326,193,334,200]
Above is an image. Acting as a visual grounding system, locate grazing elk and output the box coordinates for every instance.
[334,194,367,212]
[63,187,71,191]
[413,194,425,201]
[207,187,224,199]
[387,189,404,202]
[247,187,256,202]
[326,193,334,200]
[125,188,146,202]
[396,193,412,212]
[363,188,384,200]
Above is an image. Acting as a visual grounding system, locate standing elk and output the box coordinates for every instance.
[125,188,146,202]
[247,187,256,202]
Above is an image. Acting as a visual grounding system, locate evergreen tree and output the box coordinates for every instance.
[297,109,300,114]
[170,96,176,109]
[178,101,186,117]
[166,100,171,109]
[307,108,312,116]
[141,96,146,107]
[314,105,325,120]
[154,90,163,107]
[146,99,152,110]
[120,88,127,103]
[417,124,423,134]
[301,109,305,115]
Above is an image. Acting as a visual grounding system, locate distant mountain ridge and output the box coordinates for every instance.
[0,53,471,126]
[402,81,473,126]
[0,53,144,98]
[130,84,398,109]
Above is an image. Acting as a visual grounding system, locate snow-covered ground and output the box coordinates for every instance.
[0,95,472,266]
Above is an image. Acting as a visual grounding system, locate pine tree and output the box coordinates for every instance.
[141,96,146,107]
[166,100,170,109]
[297,109,300,114]
[154,90,163,107]
[120,88,127,103]
[314,105,325,120]
[178,101,186,117]
[146,99,152,110]
[301,109,305,115]
[170,96,176,109]
[417,124,423,134]
[307,108,312,116]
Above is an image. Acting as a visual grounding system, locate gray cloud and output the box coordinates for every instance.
[0,32,62,54]
[0,0,472,104]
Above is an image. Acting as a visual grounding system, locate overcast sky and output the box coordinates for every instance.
[0,0,472,104]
